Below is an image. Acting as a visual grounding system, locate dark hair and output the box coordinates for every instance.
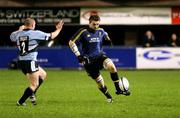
[89,15,100,22]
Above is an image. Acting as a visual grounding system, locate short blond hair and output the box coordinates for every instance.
[24,18,35,27]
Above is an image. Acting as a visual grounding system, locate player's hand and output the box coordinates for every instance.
[77,55,85,63]
[56,20,64,30]
[50,20,64,40]
[77,55,89,65]
[19,25,25,31]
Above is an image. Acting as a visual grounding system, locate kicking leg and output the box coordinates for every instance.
[103,58,130,96]
[103,58,121,91]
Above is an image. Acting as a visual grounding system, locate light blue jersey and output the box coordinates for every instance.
[10,29,51,61]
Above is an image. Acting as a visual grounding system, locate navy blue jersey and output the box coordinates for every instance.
[71,27,110,58]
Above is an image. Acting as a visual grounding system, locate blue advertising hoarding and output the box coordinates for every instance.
[104,47,136,68]
[0,48,18,68]
[0,47,136,69]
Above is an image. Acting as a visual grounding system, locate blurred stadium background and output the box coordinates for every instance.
[0,1,180,118]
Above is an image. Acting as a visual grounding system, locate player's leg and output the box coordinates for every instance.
[17,71,39,105]
[33,67,46,94]
[17,60,39,106]
[103,58,121,92]
[94,75,113,103]
[84,63,113,102]
[29,67,46,105]
[103,58,130,96]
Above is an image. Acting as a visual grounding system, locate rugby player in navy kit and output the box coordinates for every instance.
[69,15,130,103]
[10,18,64,106]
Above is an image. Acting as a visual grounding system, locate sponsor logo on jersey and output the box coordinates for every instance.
[89,37,100,43]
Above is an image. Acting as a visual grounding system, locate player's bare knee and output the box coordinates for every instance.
[39,67,47,79]
[41,71,47,79]
[109,66,117,73]
[30,81,39,91]
[103,58,115,70]
[103,59,117,73]
[30,85,38,91]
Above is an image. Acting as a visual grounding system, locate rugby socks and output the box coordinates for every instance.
[34,76,44,94]
[18,87,33,104]
[110,72,121,91]
[99,86,112,99]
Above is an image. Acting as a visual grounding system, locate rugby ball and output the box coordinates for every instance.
[119,77,129,91]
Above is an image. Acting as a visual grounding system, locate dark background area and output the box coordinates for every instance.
[1,24,180,47]
[4,0,180,7]
[1,0,180,47]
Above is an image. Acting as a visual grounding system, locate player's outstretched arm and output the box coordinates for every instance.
[51,20,64,39]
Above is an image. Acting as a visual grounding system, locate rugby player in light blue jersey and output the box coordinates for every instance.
[10,18,64,106]
[69,15,130,103]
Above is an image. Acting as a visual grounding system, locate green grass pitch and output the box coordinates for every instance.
[0,69,180,118]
